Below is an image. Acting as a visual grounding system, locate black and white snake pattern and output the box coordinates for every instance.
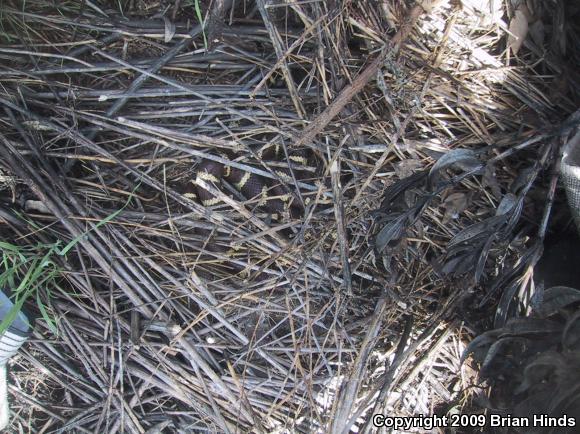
[186,144,315,221]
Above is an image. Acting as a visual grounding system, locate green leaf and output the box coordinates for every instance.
[57,187,137,256]
[193,0,208,48]
[0,286,34,336]
[37,292,57,335]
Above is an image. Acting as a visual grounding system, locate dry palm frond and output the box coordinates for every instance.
[0,0,578,432]
[463,286,580,433]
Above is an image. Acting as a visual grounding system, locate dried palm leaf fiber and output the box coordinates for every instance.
[561,127,580,233]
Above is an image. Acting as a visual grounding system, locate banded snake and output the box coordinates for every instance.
[186,144,323,222]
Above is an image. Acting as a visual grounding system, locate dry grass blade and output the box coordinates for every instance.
[0,0,578,432]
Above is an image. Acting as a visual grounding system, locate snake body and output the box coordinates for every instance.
[191,145,313,221]
[185,146,335,281]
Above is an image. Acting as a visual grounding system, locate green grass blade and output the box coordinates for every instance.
[193,0,208,48]
[0,286,34,336]
[36,291,57,335]
[57,187,137,256]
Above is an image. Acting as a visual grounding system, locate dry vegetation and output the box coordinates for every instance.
[0,0,579,432]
